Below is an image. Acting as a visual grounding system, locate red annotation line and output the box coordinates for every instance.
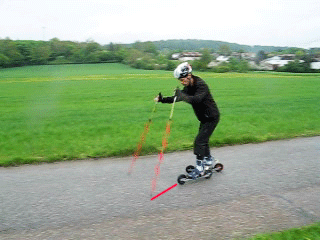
[128,120,151,174]
[128,102,158,174]
[150,183,178,201]
[151,119,172,193]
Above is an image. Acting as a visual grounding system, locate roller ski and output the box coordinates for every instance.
[177,157,223,185]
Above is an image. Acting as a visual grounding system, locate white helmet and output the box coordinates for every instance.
[173,62,192,79]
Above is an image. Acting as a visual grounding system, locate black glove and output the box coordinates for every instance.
[158,92,163,102]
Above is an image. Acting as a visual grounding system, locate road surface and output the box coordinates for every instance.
[1,136,319,239]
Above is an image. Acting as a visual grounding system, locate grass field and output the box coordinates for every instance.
[248,222,320,240]
[1,63,320,166]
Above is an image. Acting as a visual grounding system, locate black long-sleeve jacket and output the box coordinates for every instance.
[161,75,219,123]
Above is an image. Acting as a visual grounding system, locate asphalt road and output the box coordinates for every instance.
[1,136,319,239]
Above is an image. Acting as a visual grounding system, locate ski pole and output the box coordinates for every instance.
[128,101,158,174]
[151,96,177,194]
[169,96,177,120]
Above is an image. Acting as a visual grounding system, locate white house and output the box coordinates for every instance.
[311,62,320,70]
[260,55,302,70]
[179,52,202,61]
[171,52,202,61]
[207,55,230,68]
[216,56,230,62]
[171,53,180,60]
[265,56,292,67]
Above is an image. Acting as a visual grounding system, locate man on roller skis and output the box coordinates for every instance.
[155,62,220,179]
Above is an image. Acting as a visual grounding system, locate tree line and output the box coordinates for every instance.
[152,39,289,53]
[0,38,126,68]
[0,38,182,71]
[1,37,319,73]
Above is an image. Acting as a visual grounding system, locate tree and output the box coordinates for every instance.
[309,48,320,56]
[255,50,267,65]
[49,38,75,60]
[0,38,23,67]
[166,60,177,71]
[0,53,10,68]
[71,45,86,63]
[84,40,101,55]
[295,50,306,60]
[229,57,239,71]
[278,59,311,73]
[108,42,116,52]
[143,41,158,55]
[218,44,232,56]
[201,49,211,65]
[237,49,245,59]
[97,51,115,62]
[132,41,144,51]
[86,51,100,63]
[113,46,128,62]
[237,59,250,72]
[133,41,158,55]
[15,40,35,65]
[124,48,144,66]
[192,49,212,70]
[30,43,51,65]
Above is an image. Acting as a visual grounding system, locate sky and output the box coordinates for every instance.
[1,0,320,48]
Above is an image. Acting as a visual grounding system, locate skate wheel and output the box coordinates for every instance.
[177,174,187,185]
[185,165,195,173]
[214,163,224,172]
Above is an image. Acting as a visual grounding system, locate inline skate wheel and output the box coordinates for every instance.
[214,163,224,172]
[177,174,187,185]
[186,165,195,173]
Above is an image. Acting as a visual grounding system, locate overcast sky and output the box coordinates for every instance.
[1,0,320,48]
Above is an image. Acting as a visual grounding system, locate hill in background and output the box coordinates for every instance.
[137,39,290,53]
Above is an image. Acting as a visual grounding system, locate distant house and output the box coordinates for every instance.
[207,55,230,68]
[242,52,256,59]
[231,52,256,60]
[311,62,320,70]
[171,53,180,60]
[171,52,202,61]
[216,56,230,62]
[260,54,301,70]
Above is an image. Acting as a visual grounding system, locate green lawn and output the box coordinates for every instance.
[1,64,320,166]
[247,222,320,240]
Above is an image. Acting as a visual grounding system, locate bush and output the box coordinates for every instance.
[213,64,231,73]
[277,59,313,73]
[0,53,10,68]
[192,60,209,71]
[237,59,250,73]
[166,60,178,71]
[49,56,71,65]
[229,58,250,72]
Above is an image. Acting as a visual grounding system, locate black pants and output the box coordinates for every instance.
[194,117,219,159]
